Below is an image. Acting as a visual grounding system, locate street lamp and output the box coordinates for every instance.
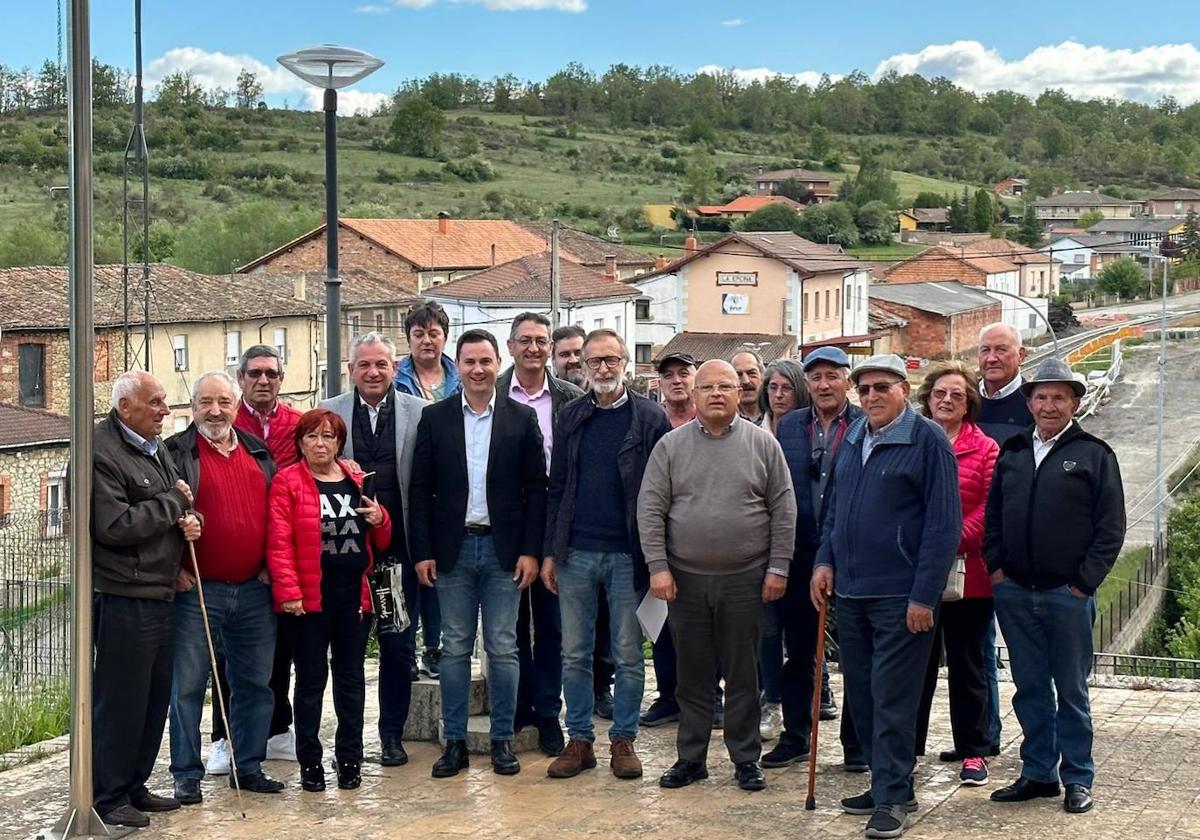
[278,45,383,397]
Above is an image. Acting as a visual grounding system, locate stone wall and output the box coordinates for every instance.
[0,444,68,518]
[0,330,118,416]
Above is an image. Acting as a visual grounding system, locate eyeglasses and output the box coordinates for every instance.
[245,369,281,380]
[766,383,795,395]
[931,388,967,403]
[514,337,550,348]
[856,381,899,397]
[584,356,624,370]
[695,383,738,395]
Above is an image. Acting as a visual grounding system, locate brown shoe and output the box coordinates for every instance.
[610,737,643,779]
[547,739,597,778]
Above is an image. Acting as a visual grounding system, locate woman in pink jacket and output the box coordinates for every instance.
[267,408,391,794]
[912,361,1000,787]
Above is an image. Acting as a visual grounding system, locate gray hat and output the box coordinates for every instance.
[849,353,908,384]
[801,346,851,371]
[1020,357,1086,398]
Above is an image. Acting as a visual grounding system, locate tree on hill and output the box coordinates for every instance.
[855,200,895,245]
[807,124,831,161]
[947,195,969,232]
[1096,258,1145,300]
[776,178,811,203]
[1077,209,1104,229]
[741,203,802,233]
[171,201,314,275]
[1180,209,1200,259]
[681,155,718,204]
[838,151,900,207]
[234,69,264,110]
[155,71,206,111]
[971,188,995,232]
[0,218,65,267]
[797,202,859,247]
[1012,203,1044,247]
[389,96,445,158]
[912,191,948,209]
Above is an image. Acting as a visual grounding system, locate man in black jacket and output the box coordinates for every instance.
[91,371,201,828]
[410,329,548,778]
[540,328,669,781]
[985,358,1125,816]
[499,312,583,756]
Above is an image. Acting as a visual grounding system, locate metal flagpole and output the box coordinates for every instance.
[47,2,126,837]
[1155,256,1167,550]
[550,219,561,331]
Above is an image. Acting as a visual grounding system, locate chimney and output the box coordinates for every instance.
[292,274,306,301]
[655,253,670,270]
[603,254,617,282]
[684,235,699,256]
[491,243,497,267]
[437,211,450,235]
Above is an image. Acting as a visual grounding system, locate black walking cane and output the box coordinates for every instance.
[188,540,246,818]
[805,598,829,811]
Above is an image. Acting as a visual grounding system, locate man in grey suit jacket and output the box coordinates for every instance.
[320,331,428,768]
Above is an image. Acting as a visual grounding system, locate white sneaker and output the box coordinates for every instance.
[206,739,230,775]
[759,702,784,742]
[265,728,297,762]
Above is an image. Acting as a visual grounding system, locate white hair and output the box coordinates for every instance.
[191,371,240,408]
[349,331,397,365]
[978,322,1022,348]
[110,370,154,407]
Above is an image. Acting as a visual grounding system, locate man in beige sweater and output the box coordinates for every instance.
[638,359,797,793]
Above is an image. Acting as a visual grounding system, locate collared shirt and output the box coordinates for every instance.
[811,401,851,517]
[508,372,553,468]
[1033,420,1074,469]
[981,373,1023,400]
[117,419,158,457]
[594,386,630,410]
[462,391,496,526]
[358,390,390,435]
[242,399,279,440]
[199,429,239,459]
[698,415,736,437]
[862,409,908,465]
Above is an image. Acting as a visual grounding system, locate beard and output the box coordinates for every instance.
[592,376,621,395]
[561,366,587,387]
[198,419,233,443]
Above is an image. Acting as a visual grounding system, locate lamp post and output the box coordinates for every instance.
[278,45,383,397]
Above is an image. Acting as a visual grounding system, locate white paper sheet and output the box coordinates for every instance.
[637,591,669,643]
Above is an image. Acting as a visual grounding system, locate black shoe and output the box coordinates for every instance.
[639,698,680,727]
[940,744,1000,762]
[819,688,838,721]
[300,764,326,792]
[762,734,810,768]
[171,779,202,806]
[100,804,149,828]
[990,776,1061,803]
[410,661,420,681]
[841,791,918,816]
[865,805,909,839]
[420,648,442,678]
[380,735,409,767]
[432,740,470,778]
[131,787,181,812]
[491,739,521,775]
[659,759,708,789]
[843,759,870,773]
[1064,783,1094,813]
[231,769,285,794]
[535,715,565,757]
[336,760,361,790]
[734,760,766,791]
[594,691,614,720]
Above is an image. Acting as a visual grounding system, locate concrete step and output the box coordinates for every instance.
[440,715,542,755]
[406,671,487,742]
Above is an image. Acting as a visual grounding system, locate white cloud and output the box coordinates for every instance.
[390,0,586,9]
[303,87,391,116]
[875,40,1200,104]
[146,46,296,94]
[355,4,394,12]
[721,18,744,27]
[695,64,830,88]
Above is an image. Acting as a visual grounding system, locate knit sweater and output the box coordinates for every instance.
[637,417,797,577]
[192,439,268,582]
[977,387,1033,445]
[568,399,633,552]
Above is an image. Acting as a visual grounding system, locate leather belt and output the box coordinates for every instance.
[464,524,492,536]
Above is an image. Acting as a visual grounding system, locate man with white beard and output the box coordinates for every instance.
[165,371,284,804]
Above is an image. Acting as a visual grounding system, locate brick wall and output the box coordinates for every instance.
[249,229,420,291]
[885,256,986,287]
[871,301,1000,359]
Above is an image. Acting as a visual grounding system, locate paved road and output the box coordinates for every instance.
[1079,289,1200,320]
[1081,340,1200,548]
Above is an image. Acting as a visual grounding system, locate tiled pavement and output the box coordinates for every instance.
[4,668,1200,840]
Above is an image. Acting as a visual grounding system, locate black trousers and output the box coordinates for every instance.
[915,597,994,758]
[516,575,563,720]
[212,613,294,741]
[291,608,372,766]
[92,593,174,815]
[669,566,762,764]
[593,590,615,694]
[376,558,418,740]
[777,572,820,747]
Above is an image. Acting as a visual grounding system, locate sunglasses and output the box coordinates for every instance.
[856,381,899,397]
[245,369,281,380]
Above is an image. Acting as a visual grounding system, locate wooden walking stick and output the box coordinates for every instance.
[188,540,246,818]
[805,598,829,811]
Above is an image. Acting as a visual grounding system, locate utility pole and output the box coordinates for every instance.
[550,218,561,331]
[1155,255,1167,552]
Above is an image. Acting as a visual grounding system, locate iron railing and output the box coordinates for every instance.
[1094,540,1167,652]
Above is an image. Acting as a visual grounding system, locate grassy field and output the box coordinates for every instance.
[1096,545,1149,619]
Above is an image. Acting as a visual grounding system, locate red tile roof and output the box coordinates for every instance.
[647,231,864,279]
[884,246,1017,278]
[426,253,638,304]
[0,402,71,450]
[696,195,805,216]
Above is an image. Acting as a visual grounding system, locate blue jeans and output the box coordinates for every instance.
[837,596,938,808]
[985,620,1001,746]
[169,579,275,780]
[557,549,645,742]
[993,579,1096,786]
[760,601,783,704]
[435,534,521,741]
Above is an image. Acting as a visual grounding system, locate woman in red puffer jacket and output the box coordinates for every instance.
[267,408,391,794]
[912,361,1001,787]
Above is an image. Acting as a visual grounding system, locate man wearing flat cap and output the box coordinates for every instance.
[810,354,961,839]
[985,358,1125,816]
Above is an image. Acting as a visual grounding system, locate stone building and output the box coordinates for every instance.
[0,402,70,532]
[869,281,1001,360]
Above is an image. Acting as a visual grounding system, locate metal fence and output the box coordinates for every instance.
[0,512,72,699]
[1094,540,1166,652]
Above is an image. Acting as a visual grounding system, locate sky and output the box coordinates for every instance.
[8,0,1200,113]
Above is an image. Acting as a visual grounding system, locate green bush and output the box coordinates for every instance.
[443,156,497,183]
[0,680,69,756]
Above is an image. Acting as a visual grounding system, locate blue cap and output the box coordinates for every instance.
[801,346,851,371]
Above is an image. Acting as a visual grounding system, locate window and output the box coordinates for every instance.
[635,298,651,321]
[593,318,604,330]
[174,415,189,434]
[635,344,652,364]
[1074,253,1085,264]
[803,292,810,321]
[45,470,65,538]
[172,334,189,371]
[845,287,852,311]
[835,288,841,313]
[0,477,10,528]
[273,327,288,363]
[374,311,385,331]
[614,315,623,336]
[824,290,831,319]
[18,343,45,408]
[225,330,241,365]
[350,315,361,336]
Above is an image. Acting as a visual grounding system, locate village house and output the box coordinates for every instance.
[238,215,655,292]
[953,237,1062,297]
[1083,217,1185,254]
[1045,233,1147,282]
[897,208,950,237]
[1143,188,1200,219]
[869,281,1002,360]
[1033,191,1139,226]
[994,178,1027,198]
[750,168,834,202]
[629,231,873,369]
[424,253,638,369]
[0,402,70,538]
[693,194,806,221]
[0,264,324,428]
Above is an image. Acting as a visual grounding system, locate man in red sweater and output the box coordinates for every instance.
[165,371,285,804]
